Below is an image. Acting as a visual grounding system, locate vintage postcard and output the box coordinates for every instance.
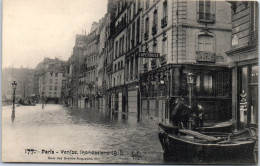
[2,0,258,164]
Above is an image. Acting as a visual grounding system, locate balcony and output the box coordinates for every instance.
[152,24,157,36]
[196,51,216,63]
[198,12,215,23]
[144,31,149,41]
[161,16,168,28]
[159,54,167,65]
[115,18,127,33]
[151,59,157,69]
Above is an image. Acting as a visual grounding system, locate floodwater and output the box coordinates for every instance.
[2,104,163,164]
[2,104,258,164]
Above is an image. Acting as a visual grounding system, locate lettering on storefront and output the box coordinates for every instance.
[196,52,216,62]
[138,52,160,58]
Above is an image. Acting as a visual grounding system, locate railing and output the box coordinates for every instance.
[196,51,216,62]
[115,18,127,33]
[151,60,157,69]
[159,54,167,65]
[161,16,168,28]
[194,87,215,96]
[198,12,215,23]
[144,31,149,41]
[152,24,157,35]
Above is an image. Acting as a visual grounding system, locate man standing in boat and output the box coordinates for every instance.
[170,96,191,128]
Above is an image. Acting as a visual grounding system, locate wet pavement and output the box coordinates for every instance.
[2,104,163,164]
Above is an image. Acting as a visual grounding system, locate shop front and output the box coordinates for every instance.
[140,64,232,124]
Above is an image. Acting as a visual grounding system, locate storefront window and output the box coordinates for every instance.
[250,65,258,84]
[203,75,212,91]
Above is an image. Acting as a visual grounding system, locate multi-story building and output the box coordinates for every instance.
[36,58,66,104]
[78,21,106,109]
[138,0,232,123]
[226,1,258,129]
[108,0,129,114]
[97,16,107,111]
[124,0,142,118]
[2,67,34,99]
[104,1,117,112]
[70,34,87,106]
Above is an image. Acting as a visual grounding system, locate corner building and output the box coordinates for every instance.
[138,0,233,123]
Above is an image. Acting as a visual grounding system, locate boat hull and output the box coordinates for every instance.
[158,132,256,164]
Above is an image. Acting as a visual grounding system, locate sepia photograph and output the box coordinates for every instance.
[2,0,259,164]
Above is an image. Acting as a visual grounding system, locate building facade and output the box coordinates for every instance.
[66,0,238,126]
[138,0,232,123]
[36,58,66,104]
[226,1,258,129]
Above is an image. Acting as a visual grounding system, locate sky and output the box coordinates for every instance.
[2,0,108,68]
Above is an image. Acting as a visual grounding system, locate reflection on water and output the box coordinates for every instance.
[2,104,163,163]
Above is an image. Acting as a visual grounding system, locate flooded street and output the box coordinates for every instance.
[2,104,163,163]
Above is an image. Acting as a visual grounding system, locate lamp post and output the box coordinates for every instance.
[42,92,45,109]
[11,81,17,122]
[186,73,195,106]
[186,73,195,129]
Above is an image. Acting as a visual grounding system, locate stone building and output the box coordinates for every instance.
[36,58,66,104]
[226,1,258,129]
[108,0,128,114]
[138,0,232,123]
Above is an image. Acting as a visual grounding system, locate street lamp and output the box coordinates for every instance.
[186,73,195,106]
[11,81,17,122]
[42,91,45,109]
[186,73,194,129]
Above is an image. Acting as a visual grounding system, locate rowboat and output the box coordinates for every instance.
[158,124,257,164]
[158,120,233,133]
[194,120,233,133]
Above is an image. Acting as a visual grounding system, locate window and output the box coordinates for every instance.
[152,10,158,35]
[132,23,135,47]
[250,65,258,84]
[146,0,149,9]
[122,36,124,53]
[199,0,211,14]
[136,18,140,43]
[204,75,212,91]
[50,79,53,84]
[198,0,215,22]
[153,10,158,25]
[145,17,149,33]
[198,35,213,52]
[115,41,118,58]
[55,79,58,84]
[162,39,168,55]
[163,0,168,18]
[55,85,58,90]
[49,85,52,90]
[145,17,149,40]
[55,73,58,77]
[114,78,116,86]
[153,43,157,53]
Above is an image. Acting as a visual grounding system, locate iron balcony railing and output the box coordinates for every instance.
[161,16,168,28]
[144,31,149,41]
[152,24,157,35]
